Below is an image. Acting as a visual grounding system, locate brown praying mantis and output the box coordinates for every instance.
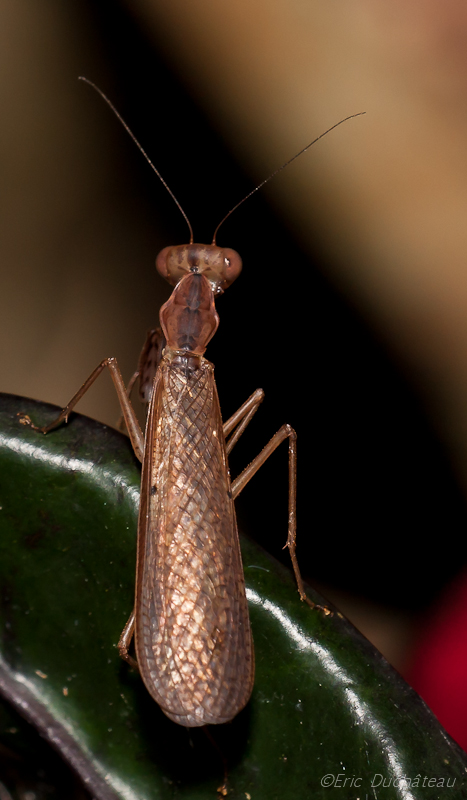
[20,79,364,726]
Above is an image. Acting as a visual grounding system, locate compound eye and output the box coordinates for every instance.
[222,248,242,287]
[156,245,190,286]
[155,246,172,283]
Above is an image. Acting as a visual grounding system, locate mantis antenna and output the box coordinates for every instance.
[211,112,365,244]
[78,76,194,245]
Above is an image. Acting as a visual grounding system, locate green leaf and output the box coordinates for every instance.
[0,393,465,799]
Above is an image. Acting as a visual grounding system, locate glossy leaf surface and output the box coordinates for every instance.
[0,393,466,799]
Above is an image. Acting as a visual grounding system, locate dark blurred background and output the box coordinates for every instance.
[2,0,467,693]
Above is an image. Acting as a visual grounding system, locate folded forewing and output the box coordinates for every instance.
[135,359,254,726]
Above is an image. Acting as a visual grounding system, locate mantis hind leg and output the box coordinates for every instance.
[230,421,332,615]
